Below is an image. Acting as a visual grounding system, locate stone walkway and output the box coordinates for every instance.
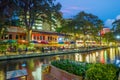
[43,73,58,80]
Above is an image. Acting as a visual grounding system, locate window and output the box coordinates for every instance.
[48,36,50,41]
[40,36,42,40]
[50,36,52,40]
[20,35,22,39]
[9,34,12,39]
[16,35,18,39]
[37,36,39,40]
[5,34,8,39]
[43,36,45,40]
[23,36,26,40]
[1,36,3,39]
[34,36,36,40]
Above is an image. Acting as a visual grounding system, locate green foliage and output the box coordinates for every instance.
[85,63,118,80]
[103,32,116,43]
[74,11,103,35]
[51,60,119,80]
[0,45,7,52]
[112,19,120,32]
[51,59,91,76]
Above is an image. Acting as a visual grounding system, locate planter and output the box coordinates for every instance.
[49,65,83,80]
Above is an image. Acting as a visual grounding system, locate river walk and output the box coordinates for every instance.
[0,47,109,61]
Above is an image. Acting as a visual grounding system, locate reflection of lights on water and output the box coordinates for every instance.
[100,50,105,63]
[118,47,120,51]
[32,66,42,80]
[104,50,107,63]
[22,63,26,67]
[93,53,96,63]
[115,59,120,67]
[110,48,116,60]
[110,48,113,60]
[75,54,82,61]
[86,55,89,63]
[79,54,82,62]
[75,54,78,61]
[96,52,99,57]
[90,54,92,63]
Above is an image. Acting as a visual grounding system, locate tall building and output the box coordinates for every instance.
[100,27,110,36]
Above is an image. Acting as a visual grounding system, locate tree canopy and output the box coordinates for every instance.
[0,0,62,40]
[73,11,103,36]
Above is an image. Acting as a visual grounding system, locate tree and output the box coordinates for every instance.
[73,11,103,47]
[102,32,116,46]
[0,0,17,37]
[112,19,120,43]
[15,0,61,41]
[112,19,120,32]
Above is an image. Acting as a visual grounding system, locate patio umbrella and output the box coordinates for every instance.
[40,40,48,44]
[0,40,16,44]
[58,42,64,44]
[7,40,17,43]
[64,41,70,44]
[70,41,75,44]
[30,40,38,44]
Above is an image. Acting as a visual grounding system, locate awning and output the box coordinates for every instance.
[58,42,64,44]
[39,40,48,44]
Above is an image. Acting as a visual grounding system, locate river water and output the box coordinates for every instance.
[0,47,120,80]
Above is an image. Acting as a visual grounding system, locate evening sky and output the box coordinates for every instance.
[57,0,120,28]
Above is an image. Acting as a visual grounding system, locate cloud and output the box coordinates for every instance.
[116,15,120,20]
[61,9,71,14]
[67,6,81,10]
[66,6,90,11]
[105,15,120,28]
[104,19,115,28]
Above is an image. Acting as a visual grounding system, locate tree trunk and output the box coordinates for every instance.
[74,32,76,48]
[27,29,32,42]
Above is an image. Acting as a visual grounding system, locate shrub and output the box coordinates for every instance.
[51,60,119,80]
[85,63,118,80]
[51,59,91,76]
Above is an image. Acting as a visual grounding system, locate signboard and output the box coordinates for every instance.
[6,69,27,79]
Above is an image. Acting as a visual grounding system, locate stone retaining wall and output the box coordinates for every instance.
[49,65,83,80]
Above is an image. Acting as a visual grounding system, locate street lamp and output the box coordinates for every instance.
[116,35,120,40]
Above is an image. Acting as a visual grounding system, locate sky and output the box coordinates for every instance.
[57,0,120,28]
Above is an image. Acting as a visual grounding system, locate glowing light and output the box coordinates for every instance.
[116,35,120,39]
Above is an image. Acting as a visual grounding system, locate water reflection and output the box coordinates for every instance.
[0,47,119,80]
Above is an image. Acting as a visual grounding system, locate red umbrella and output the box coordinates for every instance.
[39,40,48,44]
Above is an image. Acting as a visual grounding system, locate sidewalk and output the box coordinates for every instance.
[0,47,109,61]
[43,73,58,80]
